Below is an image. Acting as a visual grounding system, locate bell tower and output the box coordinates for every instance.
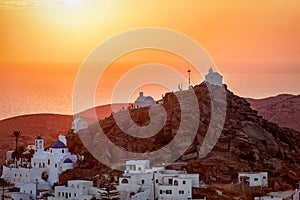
[35,136,44,153]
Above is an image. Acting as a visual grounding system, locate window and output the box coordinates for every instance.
[254,178,259,181]
[20,174,22,177]
[160,190,163,194]
[168,179,173,185]
[15,174,16,177]
[55,164,58,168]
[62,150,64,153]
[263,176,266,179]
[69,193,71,197]
[138,167,142,171]
[174,180,178,186]
[58,192,60,197]
[179,190,184,194]
[74,193,76,197]
[30,191,32,195]
[183,180,186,185]
[166,190,172,194]
[129,165,135,170]
[48,159,50,165]
[141,179,145,184]
[121,179,129,184]
[62,192,64,197]
[156,179,158,183]
[34,163,36,167]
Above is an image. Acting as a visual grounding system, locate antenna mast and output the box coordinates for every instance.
[187,69,191,88]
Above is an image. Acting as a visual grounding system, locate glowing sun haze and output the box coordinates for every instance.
[0,0,299,119]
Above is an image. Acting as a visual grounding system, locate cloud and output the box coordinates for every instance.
[0,0,77,10]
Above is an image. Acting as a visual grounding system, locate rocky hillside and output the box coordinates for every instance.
[246,94,300,132]
[65,82,300,196]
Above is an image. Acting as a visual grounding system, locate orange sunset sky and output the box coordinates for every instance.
[0,0,299,119]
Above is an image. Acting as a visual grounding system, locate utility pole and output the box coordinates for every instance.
[35,179,39,200]
[187,69,191,89]
[153,173,156,200]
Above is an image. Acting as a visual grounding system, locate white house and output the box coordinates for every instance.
[2,135,77,186]
[238,172,268,187]
[134,92,155,108]
[254,183,300,200]
[72,115,88,133]
[48,180,112,200]
[10,192,30,200]
[117,160,199,200]
[294,187,300,200]
[18,180,52,200]
[205,67,223,86]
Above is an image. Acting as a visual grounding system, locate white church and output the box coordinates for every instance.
[134,92,156,108]
[1,135,77,187]
[71,114,88,133]
[205,67,223,86]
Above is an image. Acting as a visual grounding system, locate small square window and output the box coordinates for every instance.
[166,190,172,194]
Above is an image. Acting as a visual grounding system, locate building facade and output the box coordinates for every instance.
[134,92,155,108]
[238,172,268,187]
[117,160,199,200]
[2,135,77,186]
[72,115,88,133]
[205,68,223,86]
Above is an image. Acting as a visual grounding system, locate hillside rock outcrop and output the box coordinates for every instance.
[66,82,300,190]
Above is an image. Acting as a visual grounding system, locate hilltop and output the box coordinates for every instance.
[64,82,300,197]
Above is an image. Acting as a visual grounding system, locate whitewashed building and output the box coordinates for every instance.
[117,160,199,200]
[2,135,77,186]
[10,192,30,200]
[134,92,155,108]
[48,180,111,200]
[72,115,88,133]
[294,187,300,200]
[205,68,223,86]
[238,172,268,187]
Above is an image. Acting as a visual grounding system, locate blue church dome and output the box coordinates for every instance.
[50,140,67,149]
[63,158,73,163]
[36,136,42,140]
